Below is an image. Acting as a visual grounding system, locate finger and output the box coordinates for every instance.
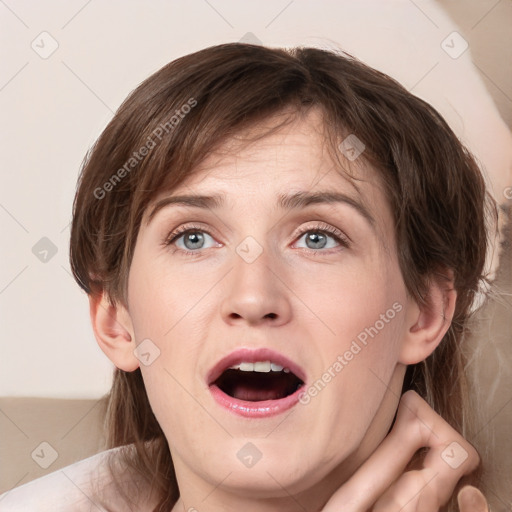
[457,486,489,512]
[371,469,439,512]
[371,434,482,512]
[323,391,432,511]
[321,390,480,512]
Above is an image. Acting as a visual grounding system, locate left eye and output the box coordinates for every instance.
[295,230,342,250]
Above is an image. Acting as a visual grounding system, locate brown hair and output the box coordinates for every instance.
[69,43,497,511]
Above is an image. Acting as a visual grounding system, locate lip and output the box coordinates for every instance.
[207,347,307,419]
[209,384,304,418]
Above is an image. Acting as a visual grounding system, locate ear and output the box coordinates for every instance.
[89,292,140,372]
[399,269,457,365]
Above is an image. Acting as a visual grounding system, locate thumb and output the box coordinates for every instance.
[457,486,489,512]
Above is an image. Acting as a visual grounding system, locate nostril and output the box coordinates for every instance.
[265,313,277,319]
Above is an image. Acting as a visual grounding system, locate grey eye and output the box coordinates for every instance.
[176,231,215,251]
[306,232,327,249]
[297,231,338,250]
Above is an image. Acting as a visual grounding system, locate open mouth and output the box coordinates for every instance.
[213,362,304,402]
[207,349,306,418]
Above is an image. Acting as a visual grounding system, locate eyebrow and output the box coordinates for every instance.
[146,190,376,229]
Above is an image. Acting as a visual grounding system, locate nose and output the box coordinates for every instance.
[220,244,292,327]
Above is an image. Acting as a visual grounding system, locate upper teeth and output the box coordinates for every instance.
[229,361,290,373]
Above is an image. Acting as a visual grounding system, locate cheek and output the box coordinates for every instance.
[127,245,213,341]
[126,247,216,406]
[296,259,406,426]
[289,253,406,353]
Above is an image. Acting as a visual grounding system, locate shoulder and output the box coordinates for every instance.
[0,446,124,512]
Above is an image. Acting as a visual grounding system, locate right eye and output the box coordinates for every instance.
[163,224,222,255]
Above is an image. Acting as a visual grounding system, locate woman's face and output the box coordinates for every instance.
[125,110,414,506]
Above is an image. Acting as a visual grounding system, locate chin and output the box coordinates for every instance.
[193,438,342,498]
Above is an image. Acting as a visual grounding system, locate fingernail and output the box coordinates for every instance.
[457,486,488,512]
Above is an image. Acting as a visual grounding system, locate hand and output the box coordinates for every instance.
[321,390,488,512]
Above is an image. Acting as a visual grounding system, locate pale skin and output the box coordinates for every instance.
[90,110,489,511]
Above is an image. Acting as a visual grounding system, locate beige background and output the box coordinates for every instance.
[0,0,511,398]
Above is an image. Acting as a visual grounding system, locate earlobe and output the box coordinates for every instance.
[89,292,140,372]
[399,270,457,365]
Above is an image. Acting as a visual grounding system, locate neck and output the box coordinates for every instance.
[170,441,373,512]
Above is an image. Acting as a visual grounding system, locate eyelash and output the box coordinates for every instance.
[162,222,350,257]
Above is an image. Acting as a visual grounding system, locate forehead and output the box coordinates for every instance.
[160,109,378,197]
[144,111,395,253]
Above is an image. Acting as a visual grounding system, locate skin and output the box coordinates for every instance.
[90,109,487,511]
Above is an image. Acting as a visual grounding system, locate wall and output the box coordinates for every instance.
[1,0,510,398]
